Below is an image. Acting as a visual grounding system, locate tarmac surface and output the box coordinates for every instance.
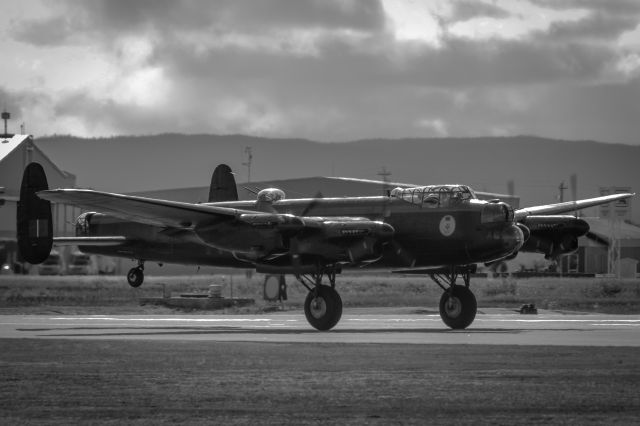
[1,307,639,346]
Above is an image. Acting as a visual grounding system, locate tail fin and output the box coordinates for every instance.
[208,164,238,202]
[17,163,53,264]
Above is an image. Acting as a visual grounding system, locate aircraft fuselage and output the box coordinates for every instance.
[76,195,524,270]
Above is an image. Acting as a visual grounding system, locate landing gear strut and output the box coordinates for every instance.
[127,261,145,288]
[296,265,343,331]
[430,265,477,329]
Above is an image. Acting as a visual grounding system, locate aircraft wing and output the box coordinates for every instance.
[37,189,394,260]
[515,193,634,221]
[53,236,128,246]
[37,189,255,229]
[36,189,361,235]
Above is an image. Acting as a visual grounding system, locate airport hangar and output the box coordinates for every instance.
[0,134,638,277]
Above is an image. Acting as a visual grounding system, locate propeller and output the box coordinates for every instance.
[300,191,324,217]
[570,173,578,218]
[289,236,302,277]
[242,185,262,195]
[388,239,416,268]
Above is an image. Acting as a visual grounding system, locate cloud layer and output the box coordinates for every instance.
[1,0,639,143]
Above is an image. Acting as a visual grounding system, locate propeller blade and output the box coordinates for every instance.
[301,191,324,216]
[570,173,578,218]
[390,240,416,268]
[290,237,302,277]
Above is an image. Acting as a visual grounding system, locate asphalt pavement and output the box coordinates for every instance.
[1,308,639,346]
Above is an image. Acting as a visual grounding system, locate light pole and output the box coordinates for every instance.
[1,111,10,137]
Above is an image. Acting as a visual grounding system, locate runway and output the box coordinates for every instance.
[2,308,639,346]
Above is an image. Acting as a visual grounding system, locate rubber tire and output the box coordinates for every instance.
[127,267,144,288]
[439,285,477,329]
[304,285,343,331]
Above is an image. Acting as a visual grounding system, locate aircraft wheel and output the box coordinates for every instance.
[439,285,477,329]
[304,285,343,331]
[127,267,144,288]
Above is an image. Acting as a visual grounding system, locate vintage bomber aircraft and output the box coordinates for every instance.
[17,162,633,331]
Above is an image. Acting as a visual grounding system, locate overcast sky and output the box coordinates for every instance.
[1,0,639,144]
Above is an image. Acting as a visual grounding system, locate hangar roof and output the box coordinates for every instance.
[584,217,640,246]
[0,134,73,181]
[0,134,30,164]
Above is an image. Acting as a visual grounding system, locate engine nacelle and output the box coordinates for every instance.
[519,215,588,259]
[292,234,385,265]
[75,212,126,236]
[346,237,384,264]
[75,212,95,235]
[522,233,579,259]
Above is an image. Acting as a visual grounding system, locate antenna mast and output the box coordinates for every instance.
[242,146,253,183]
[558,180,567,202]
[377,166,391,196]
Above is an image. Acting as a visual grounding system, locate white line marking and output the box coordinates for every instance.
[483,319,640,323]
[49,317,272,322]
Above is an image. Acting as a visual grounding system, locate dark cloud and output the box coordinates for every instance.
[530,0,640,15]
[213,0,386,32]
[44,0,385,39]
[543,10,640,42]
[155,28,615,107]
[398,37,614,88]
[10,16,75,46]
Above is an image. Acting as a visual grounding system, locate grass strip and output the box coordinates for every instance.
[1,339,639,425]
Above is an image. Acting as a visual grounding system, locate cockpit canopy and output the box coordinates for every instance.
[390,185,477,207]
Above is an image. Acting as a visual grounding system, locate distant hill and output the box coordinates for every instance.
[34,134,639,221]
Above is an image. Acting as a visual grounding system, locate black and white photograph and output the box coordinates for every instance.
[1,1,639,424]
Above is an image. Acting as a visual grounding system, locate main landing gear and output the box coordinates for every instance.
[293,264,478,331]
[430,265,478,329]
[127,261,145,288]
[295,266,343,331]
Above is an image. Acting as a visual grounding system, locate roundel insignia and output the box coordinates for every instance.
[439,215,456,237]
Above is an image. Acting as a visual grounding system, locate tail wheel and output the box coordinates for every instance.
[304,285,343,331]
[127,267,144,288]
[439,285,477,329]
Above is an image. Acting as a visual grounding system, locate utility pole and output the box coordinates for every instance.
[242,146,253,183]
[558,181,567,202]
[608,217,621,278]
